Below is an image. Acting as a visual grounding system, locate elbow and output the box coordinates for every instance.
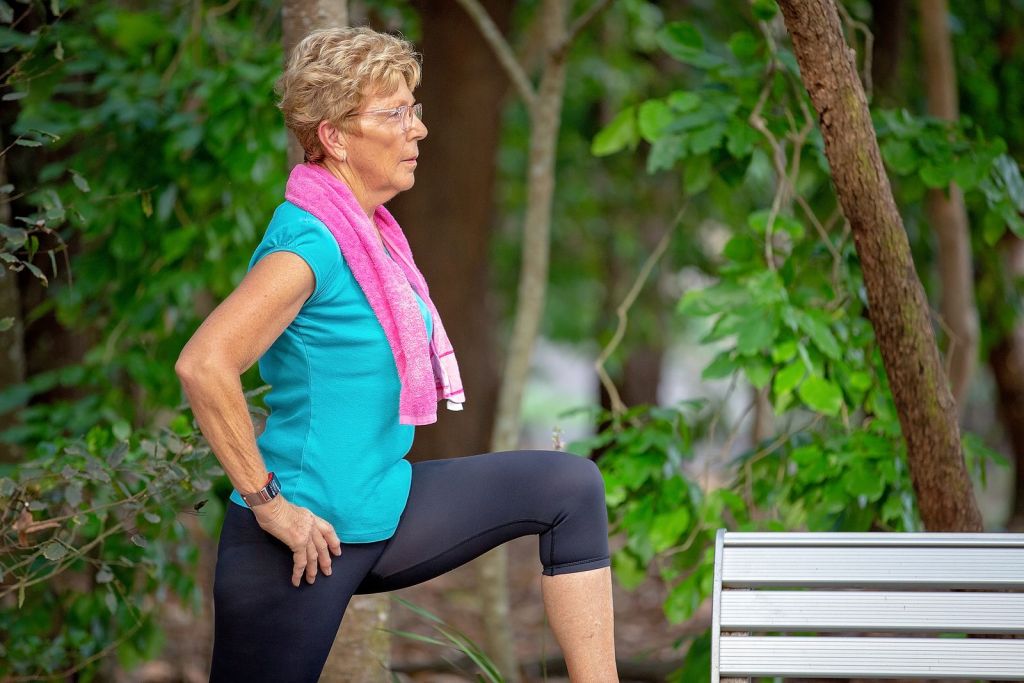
[175,346,237,390]
[175,347,215,388]
[175,351,200,388]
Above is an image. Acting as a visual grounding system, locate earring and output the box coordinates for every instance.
[339,151,347,163]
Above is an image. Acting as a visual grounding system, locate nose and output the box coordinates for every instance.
[409,115,427,141]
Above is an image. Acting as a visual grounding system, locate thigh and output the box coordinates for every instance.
[209,501,386,683]
[356,450,603,593]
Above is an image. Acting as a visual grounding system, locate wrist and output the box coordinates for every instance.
[241,471,281,507]
[252,494,287,524]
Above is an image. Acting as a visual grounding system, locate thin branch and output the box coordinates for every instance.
[454,0,538,110]
[594,202,687,417]
[556,0,614,58]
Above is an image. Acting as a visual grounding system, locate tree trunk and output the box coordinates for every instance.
[919,0,978,412]
[775,0,982,531]
[280,1,392,678]
[869,0,909,104]
[454,1,610,676]
[389,0,512,672]
[392,0,510,466]
[484,3,565,678]
[282,0,348,170]
[989,235,1024,530]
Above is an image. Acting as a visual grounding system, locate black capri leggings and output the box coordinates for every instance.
[209,449,610,682]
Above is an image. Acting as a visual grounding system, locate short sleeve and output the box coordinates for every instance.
[249,214,342,304]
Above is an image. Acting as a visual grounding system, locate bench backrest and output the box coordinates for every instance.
[710,529,1024,681]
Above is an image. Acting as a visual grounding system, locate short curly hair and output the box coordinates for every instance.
[275,27,422,163]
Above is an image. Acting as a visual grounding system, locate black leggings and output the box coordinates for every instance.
[209,449,610,682]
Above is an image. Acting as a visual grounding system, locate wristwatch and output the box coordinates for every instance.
[241,471,282,507]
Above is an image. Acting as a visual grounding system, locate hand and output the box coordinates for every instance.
[251,495,343,587]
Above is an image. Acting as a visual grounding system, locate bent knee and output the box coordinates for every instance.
[542,450,607,511]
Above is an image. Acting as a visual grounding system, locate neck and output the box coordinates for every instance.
[320,159,377,221]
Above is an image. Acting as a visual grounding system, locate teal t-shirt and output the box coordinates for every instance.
[228,201,433,543]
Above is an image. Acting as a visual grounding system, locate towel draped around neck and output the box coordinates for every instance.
[284,162,465,425]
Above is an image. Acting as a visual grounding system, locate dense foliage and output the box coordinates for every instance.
[2,0,1022,679]
[572,2,1018,676]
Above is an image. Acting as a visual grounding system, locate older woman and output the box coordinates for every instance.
[176,27,617,682]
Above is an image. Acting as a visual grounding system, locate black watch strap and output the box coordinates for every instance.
[241,472,282,507]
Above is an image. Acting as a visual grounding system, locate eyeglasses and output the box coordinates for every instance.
[344,102,423,132]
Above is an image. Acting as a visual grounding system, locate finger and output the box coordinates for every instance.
[316,518,343,556]
[305,542,319,584]
[314,534,332,576]
[292,548,306,588]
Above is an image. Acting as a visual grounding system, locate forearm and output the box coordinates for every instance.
[177,363,271,497]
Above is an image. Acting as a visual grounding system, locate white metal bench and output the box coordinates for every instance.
[710,530,1024,681]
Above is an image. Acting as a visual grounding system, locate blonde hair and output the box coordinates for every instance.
[275,27,422,163]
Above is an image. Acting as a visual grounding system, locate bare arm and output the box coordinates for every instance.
[175,251,341,586]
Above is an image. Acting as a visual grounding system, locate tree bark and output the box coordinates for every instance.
[282,0,348,170]
[919,0,978,412]
[387,1,512,677]
[454,0,610,677]
[391,0,510,466]
[280,1,392,678]
[869,0,908,104]
[776,0,982,531]
[989,235,1024,530]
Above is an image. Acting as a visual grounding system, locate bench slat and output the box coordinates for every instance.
[722,546,1024,588]
[719,636,1024,679]
[724,532,1024,548]
[720,591,1024,633]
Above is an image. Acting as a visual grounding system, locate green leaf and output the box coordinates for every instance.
[702,351,738,380]
[70,170,91,193]
[774,361,805,396]
[689,123,725,154]
[727,31,759,60]
[112,420,131,441]
[638,100,673,142]
[2,91,26,101]
[24,262,47,286]
[735,314,777,356]
[650,508,691,552]
[0,317,12,332]
[0,2,12,24]
[920,162,952,188]
[744,357,773,389]
[881,139,917,176]
[723,233,757,262]
[667,90,701,113]
[797,376,844,416]
[771,339,798,363]
[795,310,842,360]
[14,138,41,147]
[105,590,118,614]
[726,117,759,158]
[43,541,67,561]
[96,566,114,584]
[658,22,725,69]
[647,135,685,173]
[683,154,712,195]
[592,106,637,156]
[752,0,779,20]
[844,466,886,501]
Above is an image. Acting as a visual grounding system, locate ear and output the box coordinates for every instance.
[317,120,348,163]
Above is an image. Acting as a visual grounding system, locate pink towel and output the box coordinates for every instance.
[285,162,465,425]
